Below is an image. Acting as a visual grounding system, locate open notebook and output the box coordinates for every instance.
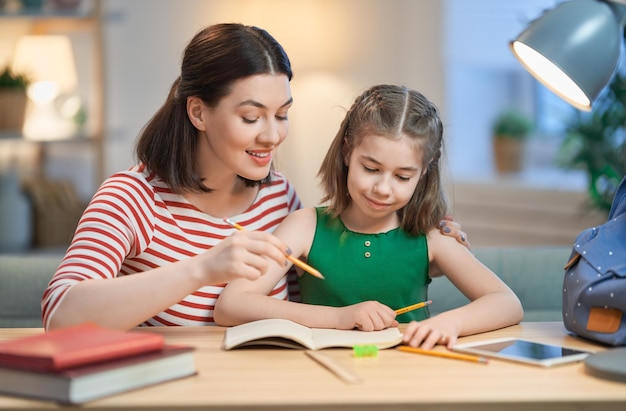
[223,318,403,350]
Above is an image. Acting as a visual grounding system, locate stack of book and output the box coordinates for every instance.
[0,322,196,405]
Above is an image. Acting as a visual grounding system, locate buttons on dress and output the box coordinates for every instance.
[364,240,372,258]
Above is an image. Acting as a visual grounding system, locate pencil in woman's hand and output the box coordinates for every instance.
[223,218,325,280]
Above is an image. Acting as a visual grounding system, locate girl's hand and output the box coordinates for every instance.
[197,230,288,285]
[439,214,470,248]
[337,301,399,331]
[402,315,461,349]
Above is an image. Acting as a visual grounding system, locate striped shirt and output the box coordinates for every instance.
[41,165,301,329]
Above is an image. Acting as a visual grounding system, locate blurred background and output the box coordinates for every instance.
[0,0,614,252]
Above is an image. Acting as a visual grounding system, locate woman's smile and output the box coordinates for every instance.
[246,149,273,167]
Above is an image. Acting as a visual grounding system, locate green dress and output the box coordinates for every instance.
[298,207,431,322]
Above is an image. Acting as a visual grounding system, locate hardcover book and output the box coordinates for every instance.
[0,322,165,371]
[223,318,403,350]
[0,345,197,404]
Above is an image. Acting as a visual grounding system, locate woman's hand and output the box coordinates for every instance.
[196,230,288,285]
[439,215,470,248]
[336,301,399,331]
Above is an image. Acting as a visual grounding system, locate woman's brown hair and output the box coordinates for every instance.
[135,23,293,193]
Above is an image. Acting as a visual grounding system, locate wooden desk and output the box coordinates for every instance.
[0,322,624,410]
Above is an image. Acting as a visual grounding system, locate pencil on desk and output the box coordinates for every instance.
[394,300,432,315]
[223,218,325,280]
[397,345,489,364]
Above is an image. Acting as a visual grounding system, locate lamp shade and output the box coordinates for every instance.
[10,35,79,141]
[11,35,78,93]
[510,0,626,111]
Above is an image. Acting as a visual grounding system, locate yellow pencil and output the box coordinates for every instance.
[397,345,488,364]
[223,218,325,280]
[394,300,432,315]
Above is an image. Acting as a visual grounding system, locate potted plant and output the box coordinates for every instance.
[492,108,534,173]
[0,66,30,133]
[556,70,626,214]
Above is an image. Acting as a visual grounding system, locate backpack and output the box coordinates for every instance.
[562,176,626,346]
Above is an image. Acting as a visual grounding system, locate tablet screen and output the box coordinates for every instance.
[453,338,591,366]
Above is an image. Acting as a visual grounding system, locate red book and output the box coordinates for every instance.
[0,322,164,371]
[0,345,197,404]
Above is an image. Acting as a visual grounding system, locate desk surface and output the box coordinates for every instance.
[0,322,624,411]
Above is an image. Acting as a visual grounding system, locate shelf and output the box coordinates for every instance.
[0,0,103,190]
[0,1,97,20]
[0,132,94,142]
[0,10,94,18]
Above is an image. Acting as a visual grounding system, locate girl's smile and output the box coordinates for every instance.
[364,196,393,210]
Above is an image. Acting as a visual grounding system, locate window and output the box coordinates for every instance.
[444,0,586,190]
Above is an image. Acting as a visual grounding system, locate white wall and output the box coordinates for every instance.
[100,0,445,207]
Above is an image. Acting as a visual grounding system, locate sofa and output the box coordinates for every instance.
[0,253,63,328]
[428,245,571,321]
[0,245,573,328]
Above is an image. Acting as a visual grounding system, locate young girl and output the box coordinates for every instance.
[215,84,523,349]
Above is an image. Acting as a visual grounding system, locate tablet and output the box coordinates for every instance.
[452,338,592,367]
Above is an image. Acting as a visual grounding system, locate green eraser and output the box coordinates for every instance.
[353,344,379,357]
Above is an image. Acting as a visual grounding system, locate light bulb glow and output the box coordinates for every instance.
[26,81,60,104]
[511,41,591,111]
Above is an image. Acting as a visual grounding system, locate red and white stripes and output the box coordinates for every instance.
[42,166,301,328]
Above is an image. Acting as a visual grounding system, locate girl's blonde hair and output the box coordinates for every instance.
[318,84,447,236]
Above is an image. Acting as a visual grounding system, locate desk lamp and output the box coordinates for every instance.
[510,0,626,111]
[11,35,78,141]
[512,1,626,383]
